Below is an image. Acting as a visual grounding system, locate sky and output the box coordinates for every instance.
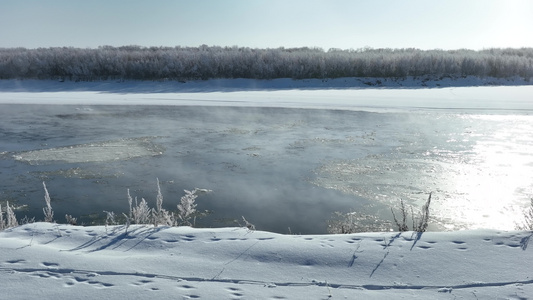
[0,0,532,50]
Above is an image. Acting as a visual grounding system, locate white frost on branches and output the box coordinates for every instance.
[42,182,54,223]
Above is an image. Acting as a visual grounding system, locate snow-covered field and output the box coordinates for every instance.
[1,223,532,299]
[1,78,533,298]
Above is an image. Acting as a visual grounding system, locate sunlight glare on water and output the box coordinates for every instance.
[313,113,533,231]
[438,115,533,230]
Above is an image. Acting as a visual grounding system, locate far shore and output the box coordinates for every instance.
[0,75,531,94]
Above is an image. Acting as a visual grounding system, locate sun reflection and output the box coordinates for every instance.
[437,115,533,230]
[313,113,533,231]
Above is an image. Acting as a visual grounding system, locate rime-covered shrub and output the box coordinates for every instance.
[517,199,533,231]
[152,178,174,227]
[177,189,199,226]
[128,189,151,224]
[0,203,4,230]
[391,193,432,232]
[241,216,256,231]
[42,182,54,223]
[65,214,77,225]
[1,46,532,81]
[5,201,18,228]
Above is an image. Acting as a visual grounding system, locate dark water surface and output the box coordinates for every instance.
[1,104,532,233]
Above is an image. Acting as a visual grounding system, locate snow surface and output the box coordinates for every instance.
[1,223,532,299]
[2,78,533,298]
[1,77,533,113]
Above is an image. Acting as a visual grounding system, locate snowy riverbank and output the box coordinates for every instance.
[0,76,531,93]
[1,223,532,299]
[1,78,533,113]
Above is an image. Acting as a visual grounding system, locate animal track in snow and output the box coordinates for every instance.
[319,239,335,248]
[163,239,180,243]
[226,286,244,297]
[417,245,432,250]
[130,279,154,286]
[345,237,361,244]
[177,284,196,290]
[41,262,59,267]
[5,259,26,264]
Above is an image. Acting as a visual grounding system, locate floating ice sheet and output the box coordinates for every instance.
[13,137,164,164]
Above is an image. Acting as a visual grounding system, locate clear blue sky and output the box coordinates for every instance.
[1,0,531,50]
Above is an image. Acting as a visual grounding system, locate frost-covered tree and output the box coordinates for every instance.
[1,46,532,81]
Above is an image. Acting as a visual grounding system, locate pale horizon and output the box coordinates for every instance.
[1,0,532,51]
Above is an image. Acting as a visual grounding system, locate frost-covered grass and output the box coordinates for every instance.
[328,193,433,234]
[3,181,532,238]
[391,193,432,233]
[0,179,212,231]
[517,199,533,231]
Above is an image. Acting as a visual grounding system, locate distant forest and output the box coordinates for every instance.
[1,46,532,81]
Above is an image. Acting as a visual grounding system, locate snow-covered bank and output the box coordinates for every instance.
[1,79,533,113]
[0,223,532,299]
[0,76,532,93]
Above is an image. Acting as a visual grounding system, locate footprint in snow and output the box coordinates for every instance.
[29,271,61,279]
[65,276,114,289]
[130,279,154,286]
[345,237,361,244]
[41,262,59,267]
[163,239,180,243]
[417,245,432,250]
[5,259,26,264]
[177,284,196,290]
[226,286,244,297]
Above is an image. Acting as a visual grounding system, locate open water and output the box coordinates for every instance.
[1,101,532,233]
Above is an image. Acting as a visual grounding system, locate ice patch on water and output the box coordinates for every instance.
[31,167,123,180]
[13,137,164,164]
[311,155,441,205]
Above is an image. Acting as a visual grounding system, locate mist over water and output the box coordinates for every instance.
[1,102,532,233]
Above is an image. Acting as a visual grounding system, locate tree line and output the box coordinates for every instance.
[0,45,532,81]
